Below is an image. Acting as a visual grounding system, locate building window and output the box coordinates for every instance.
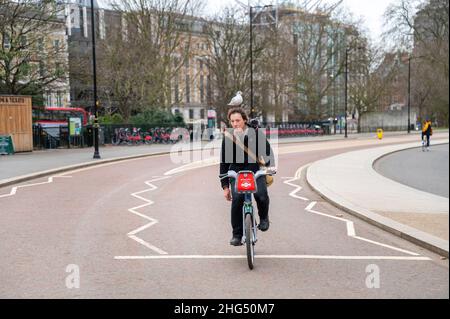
[46,92,52,107]
[38,38,44,51]
[22,57,31,76]
[200,75,204,103]
[174,77,179,103]
[53,39,60,51]
[99,9,105,40]
[39,61,45,77]
[207,75,212,104]
[200,109,205,119]
[189,109,194,119]
[20,35,27,47]
[56,92,63,107]
[185,74,190,103]
[3,33,10,49]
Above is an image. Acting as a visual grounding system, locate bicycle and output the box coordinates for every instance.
[219,169,275,270]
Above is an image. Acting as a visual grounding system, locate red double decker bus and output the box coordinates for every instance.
[32,107,90,128]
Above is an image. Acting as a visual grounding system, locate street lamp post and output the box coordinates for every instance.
[250,6,253,119]
[248,4,274,119]
[344,48,349,138]
[407,56,411,133]
[90,0,100,159]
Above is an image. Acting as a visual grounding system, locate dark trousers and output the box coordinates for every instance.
[422,133,430,147]
[230,177,269,237]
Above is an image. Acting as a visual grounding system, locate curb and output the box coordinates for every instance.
[306,141,449,258]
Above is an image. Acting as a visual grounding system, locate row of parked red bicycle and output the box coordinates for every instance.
[112,127,188,145]
[263,125,324,137]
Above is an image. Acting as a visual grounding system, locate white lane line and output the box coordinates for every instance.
[57,154,169,176]
[114,255,431,261]
[0,175,72,199]
[126,176,171,255]
[164,157,219,176]
[289,165,423,257]
[305,201,420,256]
[283,165,309,201]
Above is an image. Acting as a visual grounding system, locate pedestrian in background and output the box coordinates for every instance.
[421,118,433,152]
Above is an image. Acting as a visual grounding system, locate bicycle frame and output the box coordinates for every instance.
[241,193,257,246]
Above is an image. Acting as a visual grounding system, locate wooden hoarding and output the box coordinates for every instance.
[0,95,33,152]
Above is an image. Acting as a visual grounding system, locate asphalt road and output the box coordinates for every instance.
[374,143,449,198]
[0,137,448,298]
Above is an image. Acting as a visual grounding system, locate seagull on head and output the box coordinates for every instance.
[227,91,243,106]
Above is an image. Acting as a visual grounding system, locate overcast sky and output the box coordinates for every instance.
[204,0,396,43]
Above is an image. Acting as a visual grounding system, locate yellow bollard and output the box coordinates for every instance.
[376,128,383,140]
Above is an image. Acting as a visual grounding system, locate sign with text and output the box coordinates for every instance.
[0,96,27,105]
[69,117,82,136]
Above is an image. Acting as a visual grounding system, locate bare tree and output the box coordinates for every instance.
[99,0,204,120]
[0,0,68,97]
[98,31,143,120]
[254,8,297,122]
[349,45,400,132]
[203,6,254,126]
[383,0,449,125]
[290,10,348,121]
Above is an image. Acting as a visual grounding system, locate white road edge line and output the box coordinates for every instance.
[283,164,309,201]
[126,176,171,255]
[290,165,423,257]
[114,255,431,260]
[305,201,420,256]
[0,175,72,198]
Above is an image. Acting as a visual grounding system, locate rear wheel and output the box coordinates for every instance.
[245,214,255,270]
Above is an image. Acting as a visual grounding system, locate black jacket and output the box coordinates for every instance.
[219,127,275,189]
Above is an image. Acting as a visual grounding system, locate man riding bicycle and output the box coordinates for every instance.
[219,107,276,246]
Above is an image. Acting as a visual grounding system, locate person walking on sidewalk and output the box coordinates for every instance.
[421,118,433,152]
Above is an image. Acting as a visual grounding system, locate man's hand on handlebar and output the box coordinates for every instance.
[223,187,232,201]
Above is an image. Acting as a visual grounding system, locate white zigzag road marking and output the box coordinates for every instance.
[0,176,72,199]
[126,176,171,255]
[289,166,422,257]
[283,165,309,201]
[305,201,420,256]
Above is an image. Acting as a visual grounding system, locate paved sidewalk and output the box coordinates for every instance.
[307,138,449,257]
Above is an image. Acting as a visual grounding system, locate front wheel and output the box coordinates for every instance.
[245,214,255,270]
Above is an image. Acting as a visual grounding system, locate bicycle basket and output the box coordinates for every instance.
[236,171,257,193]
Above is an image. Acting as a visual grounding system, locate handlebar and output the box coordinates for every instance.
[219,169,276,181]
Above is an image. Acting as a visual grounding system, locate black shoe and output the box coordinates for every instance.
[229,236,243,246]
[258,218,270,232]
